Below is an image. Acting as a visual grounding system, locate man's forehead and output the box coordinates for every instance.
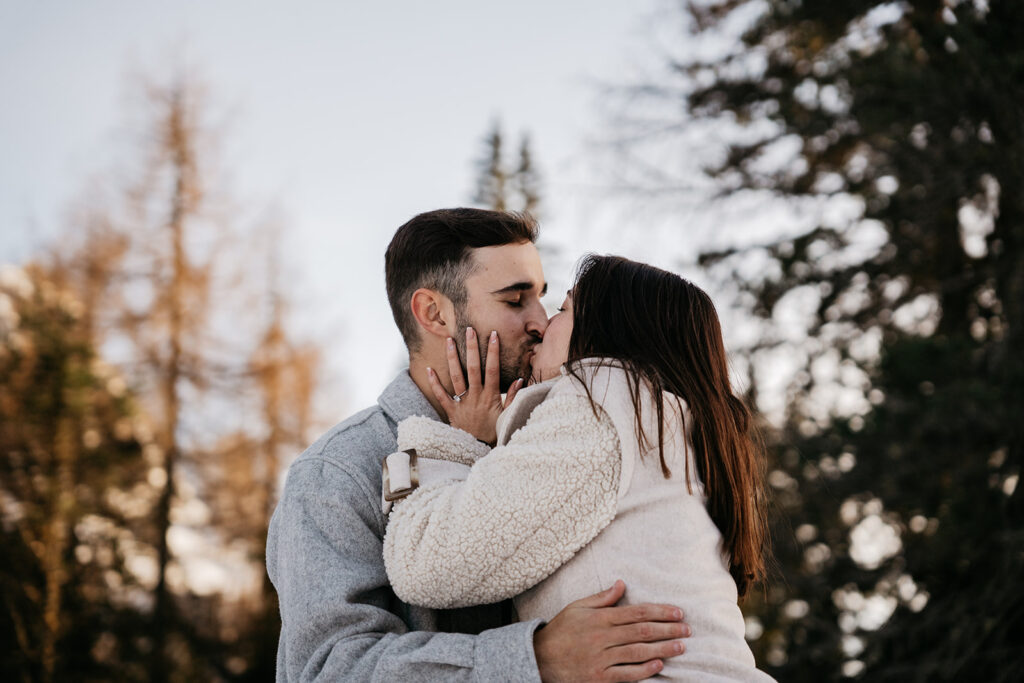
[465,242,546,292]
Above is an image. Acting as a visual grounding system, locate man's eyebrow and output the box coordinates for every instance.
[491,281,548,296]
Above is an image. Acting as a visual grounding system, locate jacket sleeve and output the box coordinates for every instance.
[383,393,621,609]
[266,457,542,682]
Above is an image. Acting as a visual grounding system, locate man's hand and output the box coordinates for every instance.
[534,580,690,683]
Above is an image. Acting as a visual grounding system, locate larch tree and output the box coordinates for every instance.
[4,67,329,682]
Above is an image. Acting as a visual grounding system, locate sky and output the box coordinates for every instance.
[0,0,693,415]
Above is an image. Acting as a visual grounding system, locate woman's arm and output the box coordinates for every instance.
[383,391,621,609]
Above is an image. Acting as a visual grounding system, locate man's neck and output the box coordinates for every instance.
[408,356,452,424]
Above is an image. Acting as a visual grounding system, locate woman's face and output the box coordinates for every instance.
[530,293,573,383]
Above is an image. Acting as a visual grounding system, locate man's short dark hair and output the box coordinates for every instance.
[385,208,538,351]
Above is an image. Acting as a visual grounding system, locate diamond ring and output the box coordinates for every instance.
[452,390,468,403]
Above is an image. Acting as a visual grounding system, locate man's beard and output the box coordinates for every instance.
[454,310,535,392]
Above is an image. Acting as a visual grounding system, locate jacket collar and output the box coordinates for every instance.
[493,360,614,444]
[495,377,558,445]
[377,369,441,431]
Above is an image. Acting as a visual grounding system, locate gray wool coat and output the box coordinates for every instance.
[266,370,543,682]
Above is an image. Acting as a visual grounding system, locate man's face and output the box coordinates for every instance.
[454,241,548,391]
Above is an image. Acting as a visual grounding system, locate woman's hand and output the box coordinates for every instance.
[427,327,523,446]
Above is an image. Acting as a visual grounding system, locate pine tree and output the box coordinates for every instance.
[0,263,152,682]
[513,134,542,216]
[473,122,508,211]
[617,1,1024,679]
[471,121,543,216]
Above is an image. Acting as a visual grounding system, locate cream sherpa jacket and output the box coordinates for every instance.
[383,361,775,682]
[383,369,621,609]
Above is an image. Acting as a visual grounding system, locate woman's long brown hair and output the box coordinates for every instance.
[565,254,768,598]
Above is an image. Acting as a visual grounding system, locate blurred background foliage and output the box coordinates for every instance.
[626,0,1022,680]
[2,0,1022,681]
[2,78,321,682]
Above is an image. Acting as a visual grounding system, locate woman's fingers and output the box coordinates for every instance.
[445,337,467,397]
[465,327,482,389]
[503,377,523,409]
[426,367,455,414]
[484,330,501,395]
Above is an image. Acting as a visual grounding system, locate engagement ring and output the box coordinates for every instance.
[452,390,468,403]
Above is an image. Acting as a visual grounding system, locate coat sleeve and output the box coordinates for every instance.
[267,457,543,682]
[383,393,621,609]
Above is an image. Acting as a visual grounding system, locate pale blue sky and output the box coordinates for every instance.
[0,0,691,411]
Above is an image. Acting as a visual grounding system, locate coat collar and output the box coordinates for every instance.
[377,369,441,431]
[495,377,559,445]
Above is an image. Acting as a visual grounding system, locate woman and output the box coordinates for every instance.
[381,255,773,681]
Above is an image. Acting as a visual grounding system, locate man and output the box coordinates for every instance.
[266,208,690,681]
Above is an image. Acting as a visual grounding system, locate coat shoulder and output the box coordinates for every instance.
[288,405,397,495]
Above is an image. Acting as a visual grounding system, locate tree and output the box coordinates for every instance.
[86,75,324,681]
[471,120,543,215]
[512,134,543,216]
[2,70,327,682]
[616,0,1024,679]
[0,263,153,683]
[104,78,218,682]
[199,240,321,677]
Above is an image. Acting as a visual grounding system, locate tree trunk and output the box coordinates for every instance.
[150,93,190,683]
[40,417,75,683]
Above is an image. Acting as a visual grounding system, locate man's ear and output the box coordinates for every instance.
[410,288,457,341]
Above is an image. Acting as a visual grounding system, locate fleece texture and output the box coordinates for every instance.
[397,416,491,466]
[383,383,621,609]
[382,361,776,682]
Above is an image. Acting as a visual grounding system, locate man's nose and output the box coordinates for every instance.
[525,300,548,338]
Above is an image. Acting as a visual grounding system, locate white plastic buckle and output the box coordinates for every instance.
[382,449,419,512]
